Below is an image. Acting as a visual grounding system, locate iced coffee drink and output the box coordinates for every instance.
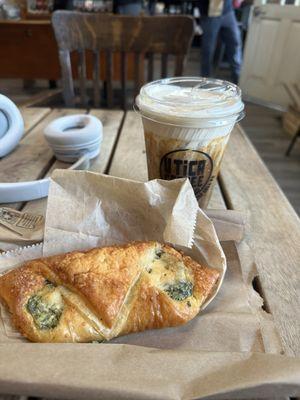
[135,77,244,208]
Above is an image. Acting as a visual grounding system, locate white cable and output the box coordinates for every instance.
[0,94,24,157]
[0,156,90,203]
[0,100,103,203]
[44,114,103,162]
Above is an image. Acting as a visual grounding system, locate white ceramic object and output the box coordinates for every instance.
[0,94,24,157]
[0,103,103,203]
[44,114,103,162]
[0,111,9,139]
[0,156,90,203]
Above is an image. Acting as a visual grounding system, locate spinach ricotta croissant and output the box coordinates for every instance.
[0,241,220,342]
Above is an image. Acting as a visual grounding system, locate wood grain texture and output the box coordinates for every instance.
[241,102,300,216]
[78,50,87,107]
[0,108,298,400]
[51,11,194,108]
[88,109,124,174]
[219,124,300,356]
[18,90,61,108]
[105,50,113,108]
[209,180,226,210]
[120,52,127,110]
[161,53,168,78]
[93,51,101,108]
[175,53,185,76]
[0,107,50,210]
[52,12,194,53]
[21,160,68,217]
[108,111,147,181]
[0,109,82,185]
[59,50,75,107]
[0,109,83,210]
[0,113,54,184]
[134,52,144,97]
[147,53,154,82]
[22,109,124,216]
[0,21,60,80]
[20,107,51,137]
[0,21,139,82]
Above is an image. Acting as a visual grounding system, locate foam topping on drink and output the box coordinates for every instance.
[136,77,244,127]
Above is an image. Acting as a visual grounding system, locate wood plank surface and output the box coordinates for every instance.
[109,111,226,209]
[88,109,124,174]
[21,160,69,217]
[0,109,82,185]
[21,109,124,216]
[109,111,147,182]
[209,180,226,210]
[241,103,300,216]
[18,90,62,109]
[0,107,50,210]
[0,109,83,210]
[20,107,51,136]
[219,124,300,357]
[0,109,297,400]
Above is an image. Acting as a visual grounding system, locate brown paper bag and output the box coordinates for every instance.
[0,207,44,252]
[0,170,299,399]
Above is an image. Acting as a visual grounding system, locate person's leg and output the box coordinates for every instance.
[117,3,142,15]
[148,0,156,15]
[200,16,222,77]
[220,11,242,84]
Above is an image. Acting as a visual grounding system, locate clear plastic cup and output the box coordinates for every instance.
[135,77,245,208]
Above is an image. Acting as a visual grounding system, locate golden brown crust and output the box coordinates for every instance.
[120,276,187,336]
[0,241,220,342]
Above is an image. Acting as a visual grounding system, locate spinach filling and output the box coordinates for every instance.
[26,284,63,330]
[44,279,55,287]
[155,249,164,259]
[164,281,193,301]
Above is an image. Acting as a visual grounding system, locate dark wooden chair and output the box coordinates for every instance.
[51,11,194,109]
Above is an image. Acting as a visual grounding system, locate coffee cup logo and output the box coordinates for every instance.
[160,149,214,200]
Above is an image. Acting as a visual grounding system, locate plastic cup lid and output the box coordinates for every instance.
[135,77,245,128]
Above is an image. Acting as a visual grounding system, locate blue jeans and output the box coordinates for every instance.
[117,4,142,15]
[201,11,242,83]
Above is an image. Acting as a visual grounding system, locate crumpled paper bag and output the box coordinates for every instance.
[0,169,299,399]
[0,207,44,252]
[43,169,226,310]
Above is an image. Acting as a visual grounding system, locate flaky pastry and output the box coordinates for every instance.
[0,241,219,342]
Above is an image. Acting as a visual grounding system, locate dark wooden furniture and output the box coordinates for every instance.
[0,20,60,80]
[286,129,300,156]
[51,11,194,108]
[0,20,140,85]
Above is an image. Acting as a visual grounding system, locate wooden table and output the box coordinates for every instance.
[0,106,299,398]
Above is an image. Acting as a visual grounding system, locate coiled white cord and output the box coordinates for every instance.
[0,95,103,203]
[0,94,24,158]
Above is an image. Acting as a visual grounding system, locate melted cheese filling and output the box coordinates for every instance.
[146,258,188,288]
[30,244,199,340]
[144,248,198,310]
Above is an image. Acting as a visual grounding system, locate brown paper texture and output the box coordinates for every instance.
[43,171,200,253]
[0,170,299,399]
[0,345,299,400]
[43,170,225,311]
[0,207,44,252]
[205,209,246,242]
